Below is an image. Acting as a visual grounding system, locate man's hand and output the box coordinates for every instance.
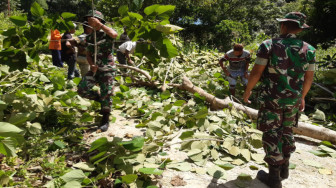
[243,90,252,104]
[88,17,102,29]
[244,72,249,79]
[90,64,98,73]
[299,98,305,112]
[127,59,135,66]
[225,71,231,77]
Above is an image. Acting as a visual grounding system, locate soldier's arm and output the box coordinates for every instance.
[88,17,118,39]
[99,24,118,39]
[86,51,97,73]
[300,71,314,111]
[243,59,267,103]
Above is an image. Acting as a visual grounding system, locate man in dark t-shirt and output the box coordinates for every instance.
[61,25,80,80]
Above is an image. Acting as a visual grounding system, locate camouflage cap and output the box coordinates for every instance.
[84,10,106,24]
[276,12,309,29]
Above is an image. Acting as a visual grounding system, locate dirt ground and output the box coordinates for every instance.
[86,110,336,188]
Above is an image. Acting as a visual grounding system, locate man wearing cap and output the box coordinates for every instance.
[243,12,315,188]
[78,10,118,132]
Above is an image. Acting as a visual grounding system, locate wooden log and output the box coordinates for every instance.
[175,76,336,144]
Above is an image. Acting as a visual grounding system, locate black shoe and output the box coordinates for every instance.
[99,112,110,132]
[280,155,290,180]
[99,123,109,132]
[257,165,282,188]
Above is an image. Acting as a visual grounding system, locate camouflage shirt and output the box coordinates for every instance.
[86,30,116,71]
[255,34,316,107]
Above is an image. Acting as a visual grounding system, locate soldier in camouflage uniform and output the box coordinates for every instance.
[78,10,118,132]
[243,12,315,188]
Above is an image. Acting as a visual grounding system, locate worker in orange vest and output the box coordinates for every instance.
[49,29,63,67]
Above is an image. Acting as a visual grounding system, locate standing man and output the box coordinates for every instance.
[61,23,80,80]
[78,10,118,132]
[116,41,136,66]
[243,12,315,188]
[49,29,63,67]
[119,26,130,42]
[219,44,251,96]
[76,21,92,76]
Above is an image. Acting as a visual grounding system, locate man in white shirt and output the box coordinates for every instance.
[117,41,136,65]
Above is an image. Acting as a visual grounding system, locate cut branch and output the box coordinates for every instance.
[173,76,336,144]
[117,64,152,81]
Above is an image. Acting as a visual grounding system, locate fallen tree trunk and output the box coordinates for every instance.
[172,76,336,144]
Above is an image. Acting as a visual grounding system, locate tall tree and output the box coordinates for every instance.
[303,0,336,48]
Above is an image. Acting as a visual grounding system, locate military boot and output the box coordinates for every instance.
[280,155,290,180]
[257,165,282,188]
[99,112,110,132]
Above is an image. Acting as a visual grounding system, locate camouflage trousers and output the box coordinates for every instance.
[78,70,115,113]
[257,101,300,165]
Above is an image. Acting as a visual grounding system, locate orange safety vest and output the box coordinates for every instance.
[49,29,62,50]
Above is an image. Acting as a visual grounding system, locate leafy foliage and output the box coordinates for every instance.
[0,2,75,71]
[113,4,181,63]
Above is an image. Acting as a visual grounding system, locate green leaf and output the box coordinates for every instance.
[160,38,178,58]
[120,84,130,92]
[249,165,259,170]
[31,2,45,17]
[194,93,206,101]
[166,162,192,172]
[73,162,95,172]
[121,174,138,184]
[237,173,252,181]
[118,5,129,17]
[8,113,35,126]
[289,163,296,169]
[26,122,42,135]
[174,100,186,106]
[9,15,27,27]
[207,165,226,180]
[319,145,336,153]
[214,72,222,78]
[160,90,171,100]
[144,4,160,16]
[48,140,66,151]
[119,137,144,152]
[0,122,23,137]
[194,108,208,119]
[88,137,108,152]
[320,141,334,148]
[318,168,332,175]
[142,143,160,153]
[156,24,183,34]
[61,12,76,20]
[63,181,82,188]
[0,137,18,157]
[308,150,329,157]
[163,104,173,111]
[139,168,163,175]
[129,12,143,20]
[179,131,194,140]
[216,163,235,170]
[302,160,322,168]
[80,112,94,123]
[0,101,6,111]
[251,153,264,162]
[155,5,175,20]
[61,170,86,183]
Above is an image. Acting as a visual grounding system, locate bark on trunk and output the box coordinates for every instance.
[174,76,336,144]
